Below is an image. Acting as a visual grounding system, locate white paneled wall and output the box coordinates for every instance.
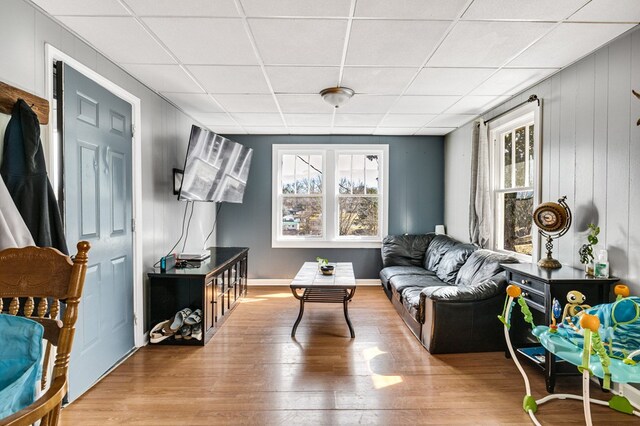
[445,27,640,293]
[0,0,217,325]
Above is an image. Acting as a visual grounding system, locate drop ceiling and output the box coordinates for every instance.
[31,0,640,136]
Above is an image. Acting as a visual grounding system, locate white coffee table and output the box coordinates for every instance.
[289,262,357,338]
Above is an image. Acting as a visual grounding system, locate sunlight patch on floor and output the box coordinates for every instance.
[363,346,403,390]
[240,297,267,303]
[262,293,293,298]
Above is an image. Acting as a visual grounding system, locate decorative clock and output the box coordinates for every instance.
[533,196,572,269]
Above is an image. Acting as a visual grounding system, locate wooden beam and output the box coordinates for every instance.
[0,81,49,125]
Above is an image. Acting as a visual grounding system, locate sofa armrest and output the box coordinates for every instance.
[381,234,434,267]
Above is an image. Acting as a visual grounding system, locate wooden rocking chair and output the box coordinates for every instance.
[0,241,90,426]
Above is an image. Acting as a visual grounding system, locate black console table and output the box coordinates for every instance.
[147,247,248,346]
[502,263,618,393]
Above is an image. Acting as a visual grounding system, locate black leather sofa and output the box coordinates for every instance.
[380,234,518,354]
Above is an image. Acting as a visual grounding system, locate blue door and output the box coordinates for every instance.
[61,63,134,401]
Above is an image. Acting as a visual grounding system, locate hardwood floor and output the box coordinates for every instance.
[61,286,637,425]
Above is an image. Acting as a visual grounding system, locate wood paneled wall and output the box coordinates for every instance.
[445,27,640,293]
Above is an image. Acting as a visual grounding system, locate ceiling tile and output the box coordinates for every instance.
[144,17,257,65]
[341,67,417,95]
[284,114,333,126]
[289,127,333,134]
[428,21,554,68]
[334,95,398,113]
[415,127,456,136]
[406,68,496,96]
[189,113,238,126]
[122,64,202,92]
[355,0,468,20]
[332,127,376,135]
[508,23,636,68]
[126,0,239,17]
[446,95,510,114]
[266,66,339,94]
[426,114,475,128]
[32,0,128,15]
[334,114,384,127]
[187,65,270,93]
[378,114,436,127]
[231,113,284,126]
[568,0,640,22]
[58,17,175,64]
[277,94,337,113]
[462,0,588,21]
[161,93,224,113]
[243,126,289,134]
[389,96,460,114]
[213,94,279,112]
[240,0,351,17]
[373,128,419,135]
[212,126,247,134]
[470,68,556,96]
[249,18,347,65]
[346,20,451,66]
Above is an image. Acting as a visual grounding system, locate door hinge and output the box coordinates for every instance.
[131,123,135,136]
[133,313,138,326]
[131,218,136,232]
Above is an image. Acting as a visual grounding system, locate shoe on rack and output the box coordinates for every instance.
[169,308,192,331]
[180,324,192,340]
[184,309,202,325]
[191,323,202,341]
[150,320,174,344]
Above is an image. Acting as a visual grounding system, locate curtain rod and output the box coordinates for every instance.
[483,94,539,126]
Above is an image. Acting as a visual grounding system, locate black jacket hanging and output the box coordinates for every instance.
[1,99,68,254]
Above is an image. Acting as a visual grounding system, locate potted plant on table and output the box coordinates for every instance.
[578,224,599,276]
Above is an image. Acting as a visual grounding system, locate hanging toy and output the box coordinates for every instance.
[550,298,562,333]
[562,290,591,321]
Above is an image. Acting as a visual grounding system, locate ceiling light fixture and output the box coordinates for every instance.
[320,87,354,108]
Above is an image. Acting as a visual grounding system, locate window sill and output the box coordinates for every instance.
[272,240,382,249]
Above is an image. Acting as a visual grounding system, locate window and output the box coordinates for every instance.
[272,144,388,248]
[489,104,540,260]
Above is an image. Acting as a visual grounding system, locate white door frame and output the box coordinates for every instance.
[44,44,144,348]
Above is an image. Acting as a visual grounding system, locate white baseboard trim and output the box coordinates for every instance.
[248,278,381,286]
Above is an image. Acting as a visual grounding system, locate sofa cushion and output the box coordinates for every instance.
[435,243,477,284]
[401,287,424,322]
[455,249,518,286]
[381,234,434,267]
[422,276,505,302]
[380,266,435,289]
[424,235,460,271]
[389,275,443,296]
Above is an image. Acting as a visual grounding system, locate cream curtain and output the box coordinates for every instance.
[469,120,492,248]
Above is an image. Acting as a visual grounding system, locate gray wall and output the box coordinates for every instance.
[444,27,640,293]
[217,135,444,279]
[1,0,217,320]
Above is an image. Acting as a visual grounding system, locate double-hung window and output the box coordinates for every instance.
[272,144,388,248]
[489,103,541,260]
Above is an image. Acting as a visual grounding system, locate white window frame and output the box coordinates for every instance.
[488,102,542,262]
[272,144,389,248]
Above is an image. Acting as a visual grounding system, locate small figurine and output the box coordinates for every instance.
[562,290,591,321]
[549,298,562,333]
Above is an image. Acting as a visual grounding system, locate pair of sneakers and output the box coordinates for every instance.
[172,308,203,341]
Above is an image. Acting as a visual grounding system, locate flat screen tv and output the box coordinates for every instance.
[178,125,253,203]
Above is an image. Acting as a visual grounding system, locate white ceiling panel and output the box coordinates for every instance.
[462,0,588,21]
[144,17,257,65]
[470,68,557,96]
[266,66,339,94]
[389,96,460,114]
[32,0,128,15]
[289,127,335,134]
[333,127,376,135]
[188,65,270,94]
[446,95,510,114]
[508,23,635,68]
[334,95,398,113]
[568,0,640,22]
[428,21,554,68]
[249,19,347,65]
[122,64,202,92]
[284,114,333,126]
[277,94,337,113]
[373,128,419,135]
[416,127,456,136]
[426,114,476,128]
[58,17,175,64]
[125,0,239,17]
[355,0,468,20]
[214,94,279,112]
[378,114,436,128]
[240,0,350,17]
[189,113,237,126]
[162,93,224,113]
[334,114,384,127]
[406,68,496,96]
[231,113,283,126]
[341,67,417,95]
[346,20,451,66]
[243,126,288,134]
[211,126,247,134]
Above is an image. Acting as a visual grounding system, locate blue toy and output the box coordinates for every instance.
[500,284,640,425]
